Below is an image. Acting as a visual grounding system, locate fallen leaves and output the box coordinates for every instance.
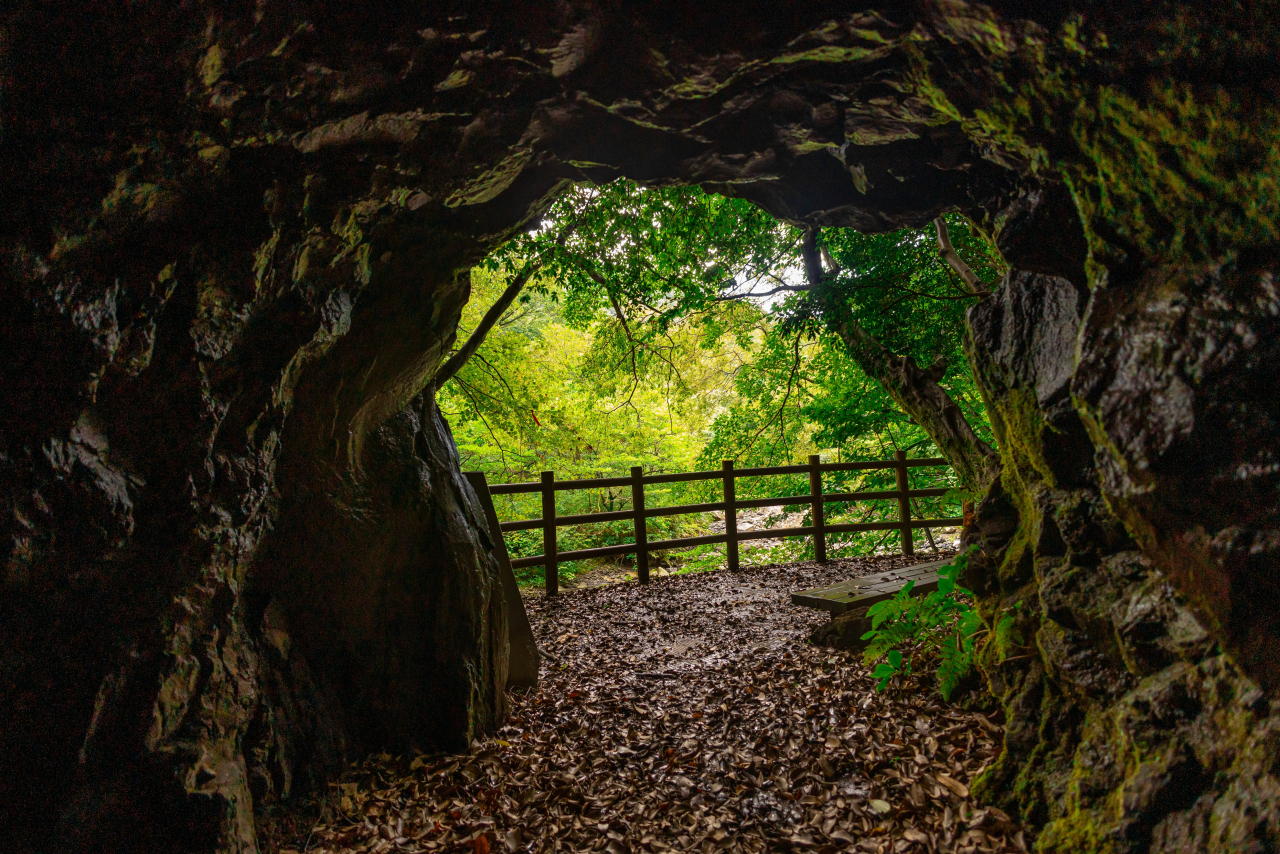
[303,552,1026,853]
[935,774,970,799]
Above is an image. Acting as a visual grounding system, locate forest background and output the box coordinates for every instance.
[433,182,1006,585]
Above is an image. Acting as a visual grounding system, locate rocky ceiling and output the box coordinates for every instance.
[1,2,1278,852]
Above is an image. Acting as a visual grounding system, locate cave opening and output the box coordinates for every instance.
[439,177,996,594]
[3,3,1279,853]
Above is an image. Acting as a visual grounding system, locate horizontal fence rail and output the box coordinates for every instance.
[471,451,962,596]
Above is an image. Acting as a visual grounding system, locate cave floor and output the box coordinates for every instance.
[302,553,1025,854]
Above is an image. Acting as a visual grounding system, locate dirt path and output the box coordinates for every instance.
[302,554,1026,854]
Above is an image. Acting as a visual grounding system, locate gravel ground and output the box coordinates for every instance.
[301,553,1026,854]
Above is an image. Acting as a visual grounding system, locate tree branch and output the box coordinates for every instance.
[805,225,998,490]
[434,211,587,389]
[714,283,810,301]
[449,375,511,474]
[933,217,990,296]
[433,261,539,388]
[820,244,842,277]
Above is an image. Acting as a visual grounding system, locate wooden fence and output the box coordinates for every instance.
[475,451,961,596]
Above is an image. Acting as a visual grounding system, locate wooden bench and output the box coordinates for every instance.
[791,558,952,615]
[797,558,955,652]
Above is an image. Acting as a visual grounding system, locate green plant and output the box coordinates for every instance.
[861,547,984,700]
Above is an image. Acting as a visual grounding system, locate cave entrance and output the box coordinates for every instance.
[436,179,995,595]
[281,178,1015,849]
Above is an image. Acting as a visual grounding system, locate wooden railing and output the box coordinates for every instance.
[472,451,961,596]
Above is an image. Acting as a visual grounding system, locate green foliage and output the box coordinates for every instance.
[441,179,1001,583]
[861,548,985,700]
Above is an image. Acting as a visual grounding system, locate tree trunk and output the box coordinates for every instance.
[831,314,999,491]
[802,230,999,491]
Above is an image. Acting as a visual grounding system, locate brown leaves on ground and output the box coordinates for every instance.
[303,553,1026,854]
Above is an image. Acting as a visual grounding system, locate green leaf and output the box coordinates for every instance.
[887,649,902,669]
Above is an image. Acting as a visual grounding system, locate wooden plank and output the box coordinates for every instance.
[489,480,540,495]
[553,475,632,490]
[737,525,812,541]
[733,463,809,477]
[485,456,959,583]
[464,472,540,690]
[791,558,952,615]
[823,521,906,534]
[499,518,544,532]
[818,460,895,472]
[647,532,730,551]
[552,542,638,563]
[822,487,949,503]
[643,469,722,485]
[487,460,946,494]
[507,511,957,535]
[894,450,913,557]
[511,542,638,568]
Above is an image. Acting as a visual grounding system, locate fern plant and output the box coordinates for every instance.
[861,547,986,700]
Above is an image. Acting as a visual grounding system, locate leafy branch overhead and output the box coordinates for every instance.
[436,180,1004,540]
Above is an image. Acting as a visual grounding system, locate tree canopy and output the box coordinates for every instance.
[436,179,1005,579]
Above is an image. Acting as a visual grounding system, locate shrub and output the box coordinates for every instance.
[860,548,988,700]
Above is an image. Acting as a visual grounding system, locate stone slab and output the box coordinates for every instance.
[466,472,541,689]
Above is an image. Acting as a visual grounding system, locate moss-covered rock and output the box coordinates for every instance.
[2,2,1278,851]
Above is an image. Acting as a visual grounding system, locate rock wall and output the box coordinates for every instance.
[1,2,1277,852]
[965,186,1280,850]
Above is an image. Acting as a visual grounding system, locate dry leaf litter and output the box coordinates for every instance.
[300,553,1026,854]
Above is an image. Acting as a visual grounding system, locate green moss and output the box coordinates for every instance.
[444,147,534,207]
[1037,808,1119,854]
[912,6,1280,274]
[770,44,892,64]
[200,43,224,88]
[990,387,1064,489]
[434,68,472,91]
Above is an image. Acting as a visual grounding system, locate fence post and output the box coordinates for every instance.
[631,465,649,585]
[723,460,739,572]
[541,470,558,596]
[809,454,827,563]
[893,450,914,557]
